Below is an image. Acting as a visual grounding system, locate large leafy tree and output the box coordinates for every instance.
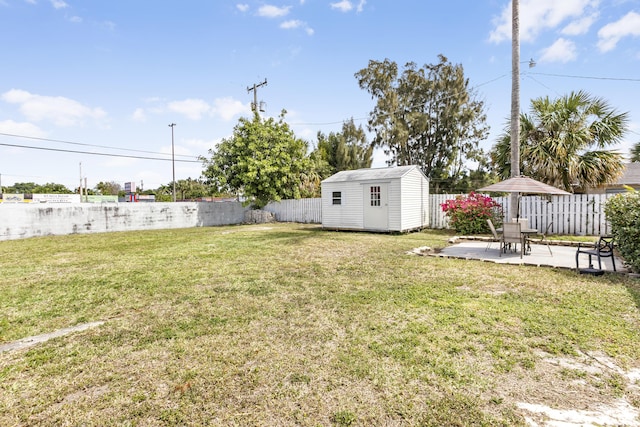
[354,55,489,192]
[491,90,627,192]
[95,181,122,195]
[175,178,210,201]
[314,118,373,177]
[201,111,311,208]
[5,182,72,194]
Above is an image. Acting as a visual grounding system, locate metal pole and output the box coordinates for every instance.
[169,123,177,202]
[247,79,267,116]
[79,162,83,202]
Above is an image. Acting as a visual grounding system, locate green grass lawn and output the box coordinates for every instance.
[1,223,639,426]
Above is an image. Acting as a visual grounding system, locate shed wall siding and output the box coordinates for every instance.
[321,182,364,229]
[387,179,402,231]
[399,169,429,230]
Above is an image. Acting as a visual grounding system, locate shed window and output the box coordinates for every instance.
[370,186,381,206]
[332,191,342,205]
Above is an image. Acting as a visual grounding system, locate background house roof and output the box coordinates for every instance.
[614,163,640,186]
[321,165,426,183]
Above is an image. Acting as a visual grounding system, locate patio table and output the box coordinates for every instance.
[497,226,539,255]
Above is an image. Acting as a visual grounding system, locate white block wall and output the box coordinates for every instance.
[0,202,249,241]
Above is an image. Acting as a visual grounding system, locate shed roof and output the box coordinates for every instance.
[322,165,425,183]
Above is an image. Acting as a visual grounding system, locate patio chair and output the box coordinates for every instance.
[511,218,529,229]
[575,235,617,273]
[501,222,523,258]
[535,222,553,255]
[486,219,501,251]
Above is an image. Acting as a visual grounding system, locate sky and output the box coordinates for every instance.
[1,0,640,192]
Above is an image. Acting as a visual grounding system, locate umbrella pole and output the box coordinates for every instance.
[509,193,519,222]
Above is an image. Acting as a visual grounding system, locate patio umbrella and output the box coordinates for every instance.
[477,175,571,220]
[477,175,571,195]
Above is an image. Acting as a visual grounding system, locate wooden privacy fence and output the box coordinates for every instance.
[265,194,616,236]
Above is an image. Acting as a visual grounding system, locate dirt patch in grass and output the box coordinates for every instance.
[0,321,105,353]
[496,350,640,426]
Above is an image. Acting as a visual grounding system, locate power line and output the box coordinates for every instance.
[0,132,200,160]
[0,142,201,163]
[530,72,640,82]
[524,75,562,97]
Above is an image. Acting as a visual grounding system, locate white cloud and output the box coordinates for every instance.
[2,89,107,127]
[280,19,314,35]
[356,0,366,12]
[103,156,139,169]
[236,3,249,13]
[161,142,192,157]
[135,97,248,122]
[184,137,222,153]
[539,38,578,63]
[331,0,352,12]
[258,5,291,18]
[50,0,68,9]
[0,120,47,138]
[131,108,146,122]
[489,0,599,43]
[68,15,82,23]
[561,12,597,35]
[167,99,211,120]
[597,11,640,52]
[101,20,116,31]
[281,19,303,29]
[211,97,250,121]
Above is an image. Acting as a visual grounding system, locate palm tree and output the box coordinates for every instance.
[492,91,627,192]
[630,142,640,162]
[510,0,521,219]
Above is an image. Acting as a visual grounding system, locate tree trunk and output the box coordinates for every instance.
[510,0,521,220]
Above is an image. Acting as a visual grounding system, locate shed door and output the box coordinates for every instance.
[363,183,388,230]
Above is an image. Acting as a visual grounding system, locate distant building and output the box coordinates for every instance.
[124,182,136,194]
[588,163,640,194]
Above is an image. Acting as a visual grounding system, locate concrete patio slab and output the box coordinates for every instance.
[433,241,627,273]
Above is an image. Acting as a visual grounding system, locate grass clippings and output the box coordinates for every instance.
[1,223,639,426]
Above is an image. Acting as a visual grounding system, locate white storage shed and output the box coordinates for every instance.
[321,165,429,232]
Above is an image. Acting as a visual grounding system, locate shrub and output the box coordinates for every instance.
[604,189,640,273]
[441,192,503,235]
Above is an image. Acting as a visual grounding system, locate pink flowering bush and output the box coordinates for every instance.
[441,192,503,235]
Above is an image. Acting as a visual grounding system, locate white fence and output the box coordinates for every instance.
[265,198,322,223]
[266,194,616,236]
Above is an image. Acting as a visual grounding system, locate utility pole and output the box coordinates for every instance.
[247,78,267,115]
[79,162,83,202]
[169,123,177,202]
